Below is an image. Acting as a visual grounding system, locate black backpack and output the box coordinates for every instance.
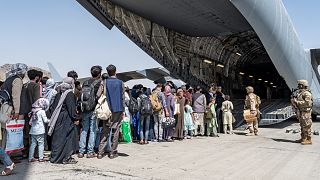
[129,98,139,114]
[80,80,101,112]
[140,95,153,115]
[0,89,10,106]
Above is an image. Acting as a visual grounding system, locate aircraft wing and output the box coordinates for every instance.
[117,67,171,82]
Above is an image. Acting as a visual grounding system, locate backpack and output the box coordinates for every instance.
[95,94,112,121]
[129,98,139,114]
[80,80,101,112]
[150,91,162,112]
[19,82,31,115]
[140,95,153,115]
[255,95,261,108]
[0,89,11,106]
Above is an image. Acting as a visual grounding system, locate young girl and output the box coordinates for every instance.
[29,98,50,162]
[184,99,194,139]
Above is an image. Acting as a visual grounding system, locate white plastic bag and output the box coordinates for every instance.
[5,120,25,154]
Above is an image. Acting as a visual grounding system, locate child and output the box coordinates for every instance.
[221,95,234,134]
[206,97,219,137]
[29,98,50,162]
[184,99,194,139]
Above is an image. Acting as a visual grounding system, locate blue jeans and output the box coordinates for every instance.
[140,115,151,141]
[29,134,45,160]
[79,112,97,154]
[0,148,13,167]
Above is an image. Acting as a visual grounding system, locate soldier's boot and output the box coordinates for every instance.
[301,137,312,145]
[295,134,305,143]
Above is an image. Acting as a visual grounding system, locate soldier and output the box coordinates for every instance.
[291,80,313,145]
[244,86,260,136]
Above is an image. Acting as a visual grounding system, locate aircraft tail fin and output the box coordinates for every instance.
[47,62,63,82]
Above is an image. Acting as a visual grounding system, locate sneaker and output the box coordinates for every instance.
[78,153,84,158]
[97,154,103,159]
[108,153,119,159]
[63,158,78,164]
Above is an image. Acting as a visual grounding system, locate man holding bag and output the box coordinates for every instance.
[0,63,28,148]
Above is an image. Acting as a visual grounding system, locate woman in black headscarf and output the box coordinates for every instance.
[48,77,80,164]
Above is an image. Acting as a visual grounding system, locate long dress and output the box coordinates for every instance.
[50,92,80,164]
[184,105,194,131]
[173,96,185,139]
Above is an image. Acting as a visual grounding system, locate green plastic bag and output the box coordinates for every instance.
[121,117,132,143]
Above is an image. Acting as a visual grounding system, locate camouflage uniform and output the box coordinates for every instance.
[291,80,313,145]
[245,86,259,135]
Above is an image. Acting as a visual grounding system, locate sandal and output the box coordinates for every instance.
[39,157,49,162]
[139,140,144,145]
[86,154,94,158]
[63,158,78,165]
[28,158,38,163]
[1,163,15,176]
[144,141,149,144]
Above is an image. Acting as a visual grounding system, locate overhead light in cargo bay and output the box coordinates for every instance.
[239,72,245,75]
[258,79,262,81]
[249,75,253,78]
[236,52,242,56]
[273,86,277,88]
[264,81,268,83]
[203,59,212,64]
[217,64,224,68]
[270,82,274,85]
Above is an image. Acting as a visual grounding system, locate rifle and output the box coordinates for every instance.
[291,88,299,111]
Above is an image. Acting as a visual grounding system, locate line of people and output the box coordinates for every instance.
[0,63,239,176]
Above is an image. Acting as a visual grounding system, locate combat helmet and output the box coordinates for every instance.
[297,80,309,87]
[246,86,254,93]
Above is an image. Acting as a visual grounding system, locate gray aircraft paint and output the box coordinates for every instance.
[231,0,320,113]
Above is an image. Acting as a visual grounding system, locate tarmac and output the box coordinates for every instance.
[2,119,320,180]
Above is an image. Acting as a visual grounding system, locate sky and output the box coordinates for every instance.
[0,0,319,80]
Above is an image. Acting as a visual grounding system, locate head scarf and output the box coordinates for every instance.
[165,85,171,96]
[7,63,28,78]
[44,79,57,105]
[30,98,50,125]
[56,77,74,93]
[177,89,183,96]
[48,77,74,136]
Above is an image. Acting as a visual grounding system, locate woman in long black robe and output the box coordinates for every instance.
[50,91,80,164]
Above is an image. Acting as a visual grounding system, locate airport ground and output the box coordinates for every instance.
[3,119,320,180]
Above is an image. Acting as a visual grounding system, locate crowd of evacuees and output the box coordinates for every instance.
[0,63,236,176]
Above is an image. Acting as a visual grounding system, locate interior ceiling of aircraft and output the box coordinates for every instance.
[77,0,288,97]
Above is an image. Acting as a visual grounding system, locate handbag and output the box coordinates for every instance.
[162,117,176,128]
[174,99,180,115]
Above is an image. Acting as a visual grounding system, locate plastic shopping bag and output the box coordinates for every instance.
[121,117,132,143]
[5,120,25,154]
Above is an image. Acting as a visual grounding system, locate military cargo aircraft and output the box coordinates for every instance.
[73,0,320,124]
